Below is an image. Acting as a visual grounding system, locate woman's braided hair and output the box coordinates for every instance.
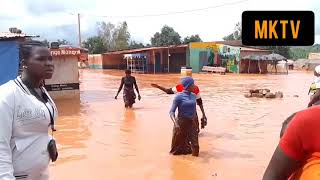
[18,40,46,75]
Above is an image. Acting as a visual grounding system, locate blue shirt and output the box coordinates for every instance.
[169,90,197,119]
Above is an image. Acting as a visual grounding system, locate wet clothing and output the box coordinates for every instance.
[120,76,137,107]
[169,90,199,156]
[169,91,197,119]
[170,117,199,156]
[280,106,320,161]
[0,77,58,180]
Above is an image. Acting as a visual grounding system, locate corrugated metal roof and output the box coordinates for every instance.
[240,47,271,52]
[104,44,187,55]
[0,32,39,40]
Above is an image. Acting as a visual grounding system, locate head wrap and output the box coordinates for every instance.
[181,77,194,90]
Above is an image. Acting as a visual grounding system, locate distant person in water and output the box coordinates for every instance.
[115,70,141,108]
[308,65,320,107]
[169,77,199,156]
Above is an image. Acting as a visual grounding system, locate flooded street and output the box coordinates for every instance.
[50,69,313,180]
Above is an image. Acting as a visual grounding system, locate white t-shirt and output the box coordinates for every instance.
[315,77,320,89]
[0,77,58,180]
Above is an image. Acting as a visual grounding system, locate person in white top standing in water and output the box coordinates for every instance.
[0,40,58,180]
[308,65,320,107]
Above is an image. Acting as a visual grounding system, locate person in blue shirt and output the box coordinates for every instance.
[169,77,199,156]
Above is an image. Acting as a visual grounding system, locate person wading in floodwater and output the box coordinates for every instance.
[115,70,141,108]
[308,65,320,107]
[169,77,199,156]
[151,80,207,155]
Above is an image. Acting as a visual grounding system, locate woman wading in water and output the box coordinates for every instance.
[115,70,141,108]
[169,77,199,156]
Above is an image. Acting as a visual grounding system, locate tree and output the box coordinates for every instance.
[97,22,115,50]
[41,39,50,47]
[82,36,107,54]
[56,39,71,46]
[223,22,241,40]
[114,22,131,50]
[129,41,145,49]
[183,34,202,44]
[262,46,291,59]
[151,25,181,46]
[95,21,131,51]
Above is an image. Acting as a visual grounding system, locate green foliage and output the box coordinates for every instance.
[82,36,107,54]
[290,44,320,60]
[129,41,145,49]
[151,25,181,46]
[223,22,241,40]
[183,34,202,44]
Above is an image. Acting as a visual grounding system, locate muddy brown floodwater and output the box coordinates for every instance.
[50,69,313,180]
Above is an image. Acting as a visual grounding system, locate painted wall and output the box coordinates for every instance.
[188,42,220,73]
[45,56,80,99]
[218,45,240,73]
[0,41,19,85]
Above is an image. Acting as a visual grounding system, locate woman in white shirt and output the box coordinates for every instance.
[0,40,58,180]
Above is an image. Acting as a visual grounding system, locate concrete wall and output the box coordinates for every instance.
[88,54,103,69]
[102,54,126,69]
[45,56,80,100]
[309,53,320,60]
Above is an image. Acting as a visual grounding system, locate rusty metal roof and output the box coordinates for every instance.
[240,47,271,52]
[0,32,39,40]
[104,44,187,55]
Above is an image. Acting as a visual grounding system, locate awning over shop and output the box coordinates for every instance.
[124,53,146,59]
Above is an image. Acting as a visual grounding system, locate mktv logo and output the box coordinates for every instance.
[242,11,314,46]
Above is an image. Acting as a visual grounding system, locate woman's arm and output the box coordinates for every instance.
[169,96,180,127]
[263,146,301,180]
[197,98,207,118]
[308,89,320,107]
[115,78,124,99]
[280,112,297,138]
[133,77,141,98]
[0,100,15,179]
[151,84,175,94]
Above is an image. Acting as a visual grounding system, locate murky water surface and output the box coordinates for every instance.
[50,69,313,180]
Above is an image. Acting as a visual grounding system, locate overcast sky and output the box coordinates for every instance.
[0,0,319,45]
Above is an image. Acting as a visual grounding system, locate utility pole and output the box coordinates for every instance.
[77,13,81,48]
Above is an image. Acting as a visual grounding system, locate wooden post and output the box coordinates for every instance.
[258,60,261,74]
[168,47,170,73]
[248,60,251,74]
[153,50,155,74]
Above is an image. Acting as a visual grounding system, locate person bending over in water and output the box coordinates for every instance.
[169,77,199,156]
[264,106,320,180]
[115,70,141,108]
[151,82,207,132]
[308,65,320,107]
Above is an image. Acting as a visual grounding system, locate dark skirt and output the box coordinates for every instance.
[170,116,199,156]
[123,88,136,107]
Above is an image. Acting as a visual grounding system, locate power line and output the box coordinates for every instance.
[76,0,249,19]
